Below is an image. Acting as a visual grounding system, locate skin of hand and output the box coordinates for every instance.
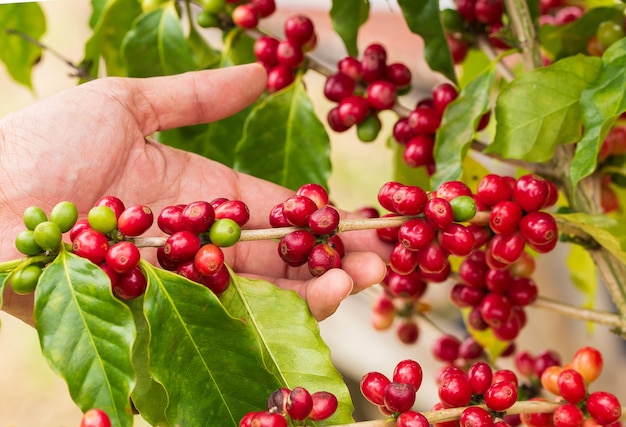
[0,63,390,323]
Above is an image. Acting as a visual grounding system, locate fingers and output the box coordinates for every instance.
[90,63,268,135]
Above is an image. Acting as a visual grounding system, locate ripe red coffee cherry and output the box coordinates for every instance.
[424,197,454,229]
[467,361,493,394]
[393,117,416,144]
[367,80,397,110]
[386,269,427,299]
[269,203,290,227]
[337,95,371,127]
[194,243,225,276]
[407,105,441,134]
[156,246,178,271]
[276,39,304,68]
[214,200,250,227]
[114,266,147,300]
[557,369,586,404]
[282,195,318,227]
[158,205,185,235]
[278,230,316,266]
[485,381,518,411]
[513,174,550,212]
[432,334,461,363]
[250,411,288,427]
[439,223,475,256]
[436,180,473,201]
[182,201,215,234]
[488,231,525,265]
[324,72,356,102]
[361,45,387,83]
[432,82,459,115]
[403,134,435,168]
[232,4,259,29]
[254,35,280,67]
[360,371,391,406]
[552,403,584,427]
[80,408,112,427]
[450,283,486,307]
[398,218,436,251]
[309,391,338,421]
[327,107,351,132]
[176,260,204,283]
[396,320,420,344]
[489,200,523,235]
[389,243,419,275]
[475,0,504,24]
[384,382,416,413]
[378,181,404,212]
[307,243,341,276]
[118,205,154,236]
[95,195,126,219]
[72,229,110,264]
[480,293,513,328]
[286,386,313,421]
[460,406,494,427]
[308,205,340,235]
[392,185,429,215]
[393,359,423,391]
[571,346,603,384]
[106,241,141,274]
[266,65,295,93]
[416,241,449,274]
[476,174,514,207]
[519,211,558,248]
[164,230,201,262]
[385,62,412,90]
[284,14,314,46]
[296,183,329,209]
[507,277,538,306]
[250,0,276,17]
[485,268,512,294]
[397,410,429,427]
[337,56,362,81]
[586,391,622,424]
[201,264,231,295]
[438,371,473,407]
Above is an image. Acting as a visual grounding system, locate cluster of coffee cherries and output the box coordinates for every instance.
[538,0,584,27]
[194,0,275,29]
[80,408,111,427]
[254,14,317,93]
[270,183,345,277]
[537,346,622,426]
[360,359,425,422]
[238,386,338,426]
[324,43,412,142]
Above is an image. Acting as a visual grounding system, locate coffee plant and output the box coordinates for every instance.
[3,0,626,426]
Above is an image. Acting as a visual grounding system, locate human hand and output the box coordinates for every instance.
[0,63,389,323]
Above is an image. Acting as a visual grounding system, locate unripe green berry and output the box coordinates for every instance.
[23,206,47,231]
[357,114,382,143]
[209,218,241,247]
[33,221,62,251]
[88,206,118,234]
[201,0,225,14]
[197,10,220,28]
[15,230,43,256]
[10,264,43,295]
[50,201,79,232]
[449,195,477,222]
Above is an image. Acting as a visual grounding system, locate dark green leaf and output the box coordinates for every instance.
[391,138,431,190]
[220,273,354,426]
[553,211,626,264]
[126,297,168,426]
[330,0,370,57]
[432,62,497,188]
[220,28,257,67]
[34,250,136,427]
[81,0,142,79]
[539,6,624,60]
[234,76,332,190]
[0,3,45,87]
[122,4,196,77]
[458,48,491,89]
[188,21,221,69]
[486,55,601,162]
[141,263,281,426]
[571,38,626,188]
[398,0,456,83]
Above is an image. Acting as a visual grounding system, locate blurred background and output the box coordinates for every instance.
[1,1,625,426]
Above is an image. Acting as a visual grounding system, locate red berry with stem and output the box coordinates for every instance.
[375,214,401,243]
[378,181,404,212]
[436,180,472,201]
[493,369,519,387]
[460,406,494,427]
[459,337,484,360]
[489,200,523,235]
[396,320,420,344]
[557,369,586,404]
[214,200,250,227]
[398,218,436,251]
[118,205,154,236]
[182,201,215,234]
[80,409,112,427]
[250,411,287,427]
[586,391,622,424]
[72,229,110,264]
[403,134,435,168]
[506,277,538,306]
[477,174,514,207]
[158,205,185,234]
[485,381,518,411]
[194,243,225,276]
[114,266,147,299]
[450,283,486,307]
[397,411,429,427]
[390,243,419,275]
[254,35,280,67]
[282,195,318,227]
[425,197,455,229]
[156,247,178,271]
[571,346,603,384]
[176,260,204,283]
[266,65,295,93]
[367,80,397,110]
[95,195,126,219]
[164,230,201,262]
[432,82,459,115]
[485,268,512,294]
[384,382,416,413]
[393,117,416,144]
[201,263,231,295]
[296,183,329,208]
[69,219,91,242]
[552,403,584,427]
[276,39,304,68]
[385,62,412,90]
[250,0,276,18]
[408,105,441,134]
[416,241,449,274]
[309,391,338,421]
[308,205,340,235]
[474,0,504,24]
[232,4,258,29]
[392,185,429,215]
[439,223,475,256]
[513,174,550,212]
[327,107,351,132]
[393,359,424,391]
[480,293,513,328]
[106,241,141,274]
[337,95,371,126]
[324,72,356,102]
[284,14,314,46]
[360,371,391,406]
[286,386,313,421]
[338,56,362,81]
[488,231,525,265]
[307,243,341,276]
[269,203,289,227]
[533,350,561,378]
[438,371,473,407]
[519,211,558,248]
[386,270,427,299]
[467,361,493,394]
[361,47,387,83]
[432,334,461,363]
[327,233,345,257]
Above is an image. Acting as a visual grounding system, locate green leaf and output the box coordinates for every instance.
[397,0,456,83]
[81,0,142,79]
[0,3,45,88]
[122,4,196,77]
[140,263,281,426]
[553,211,626,264]
[458,48,491,89]
[391,139,431,190]
[220,273,354,426]
[486,55,601,162]
[566,245,598,334]
[330,0,370,57]
[33,250,136,427]
[220,28,257,67]
[539,7,624,60]
[126,297,169,426]
[234,76,332,190]
[571,38,626,188]
[431,62,497,188]
[188,21,221,69]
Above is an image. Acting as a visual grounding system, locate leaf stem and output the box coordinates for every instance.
[503,0,542,70]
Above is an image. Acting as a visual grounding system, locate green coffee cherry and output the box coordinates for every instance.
[209,218,241,247]
[449,195,477,222]
[88,205,118,234]
[50,201,79,233]
[33,221,62,251]
[23,206,47,231]
[10,264,43,295]
[15,230,43,256]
